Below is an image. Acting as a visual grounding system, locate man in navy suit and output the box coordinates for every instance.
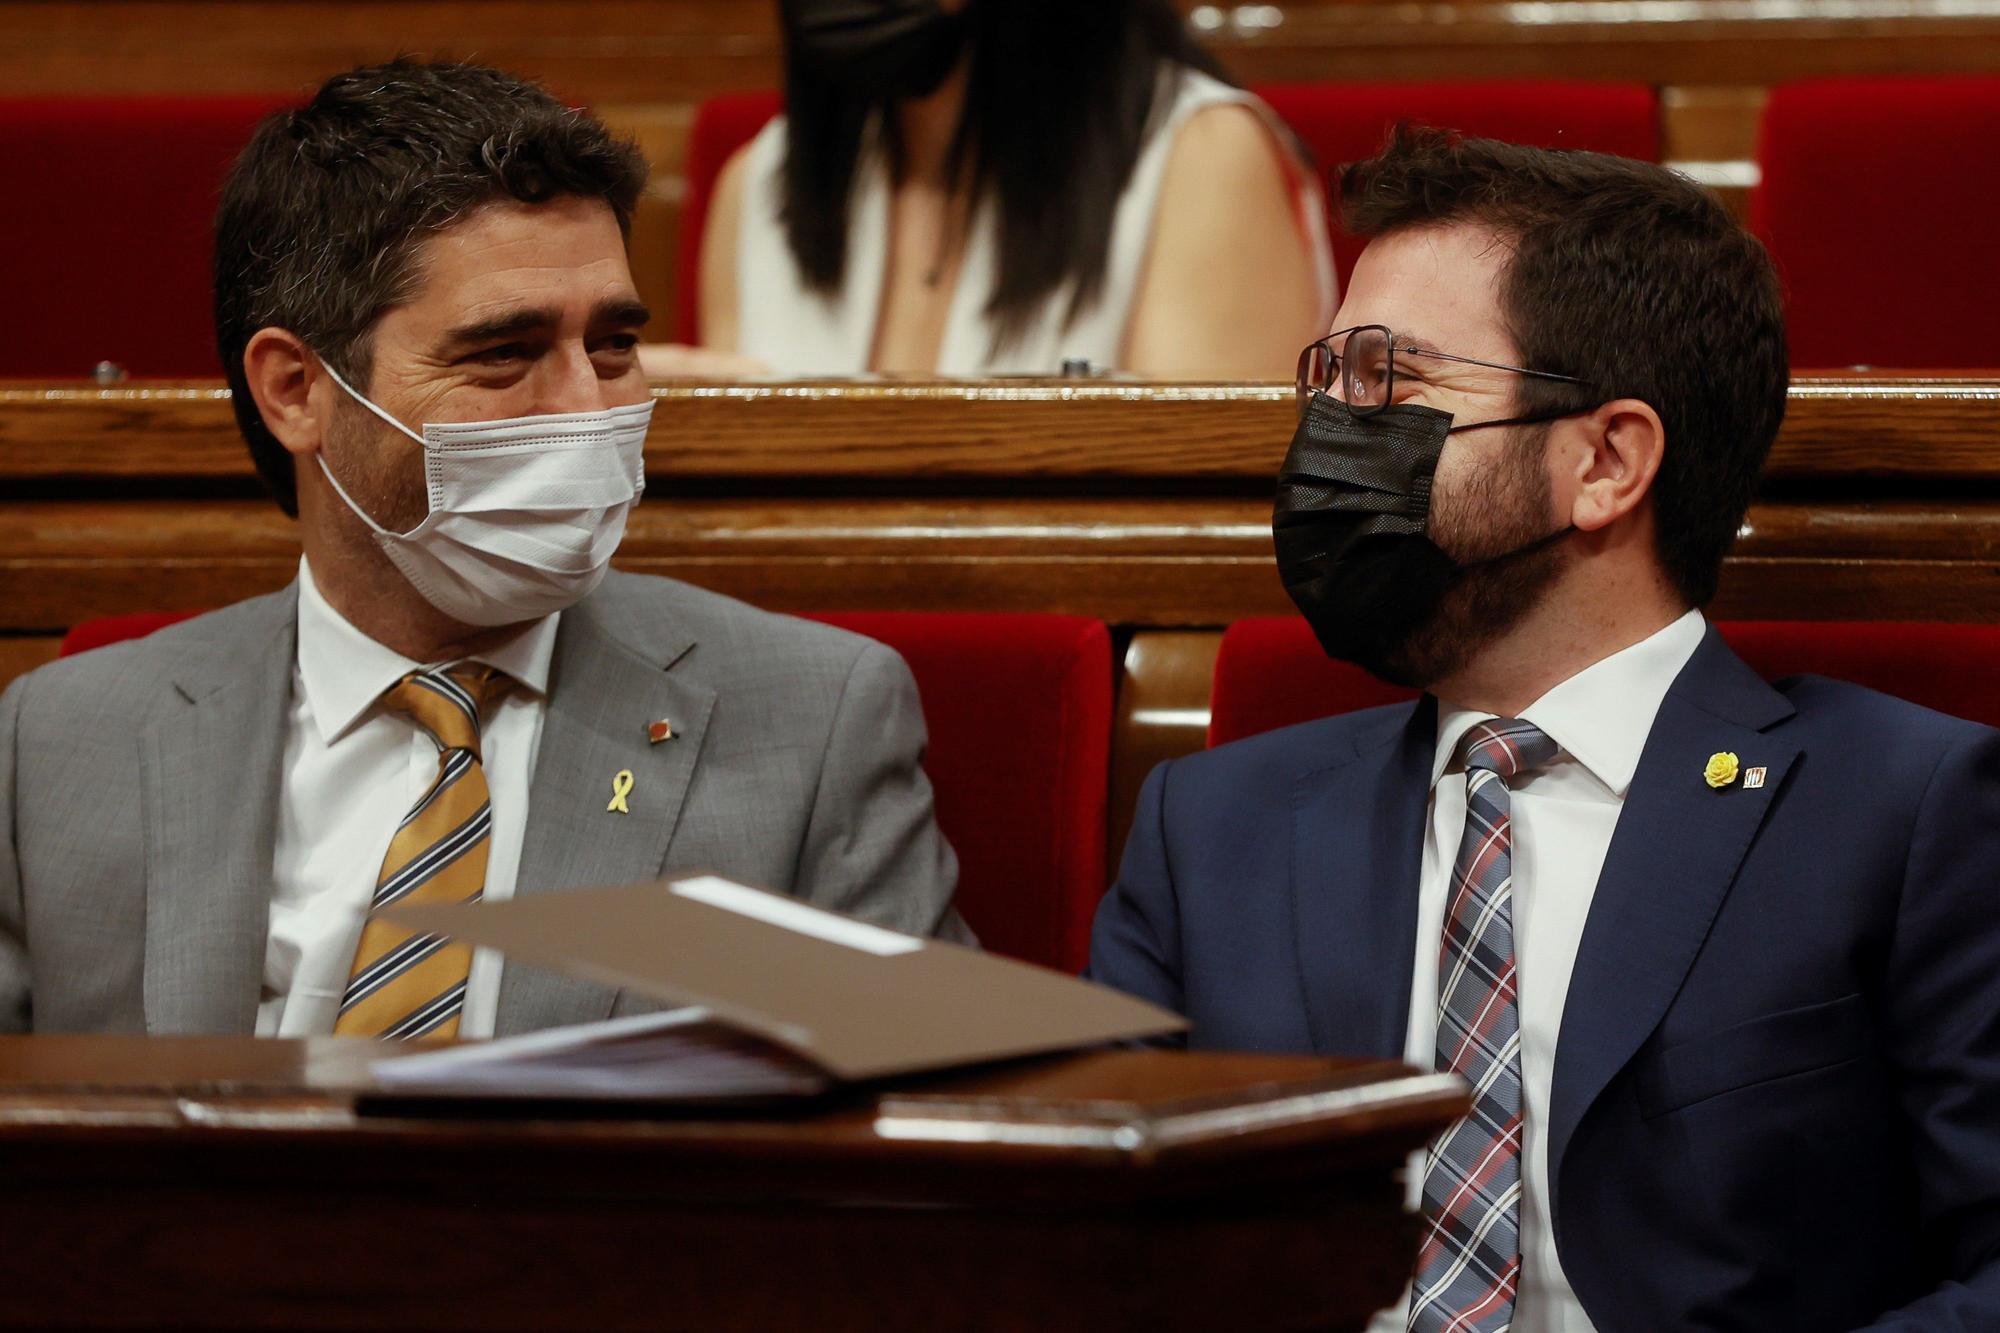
[1089,128,2000,1331]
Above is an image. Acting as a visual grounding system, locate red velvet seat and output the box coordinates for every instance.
[1753,77,2000,369]
[808,612,1112,971]
[1209,616,2000,746]
[1207,618,1420,747]
[60,607,1113,972]
[57,610,200,657]
[0,95,295,378]
[672,81,1658,340]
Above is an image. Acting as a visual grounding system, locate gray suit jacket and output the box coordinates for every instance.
[0,570,966,1034]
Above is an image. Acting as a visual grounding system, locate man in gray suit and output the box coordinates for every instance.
[0,59,966,1038]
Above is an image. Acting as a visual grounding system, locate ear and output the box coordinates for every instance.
[241,327,326,460]
[1558,397,1665,533]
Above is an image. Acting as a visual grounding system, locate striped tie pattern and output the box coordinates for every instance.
[1408,718,1560,1333]
[334,664,511,1042]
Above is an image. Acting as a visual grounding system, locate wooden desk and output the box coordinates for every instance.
[0,1038,1464,1331]
[5,375,1995,856]
[4,376,1999,639]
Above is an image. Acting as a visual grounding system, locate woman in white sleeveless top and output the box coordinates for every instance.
[651,0,1334,379]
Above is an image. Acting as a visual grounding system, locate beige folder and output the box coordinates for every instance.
[388,873,1186,1083]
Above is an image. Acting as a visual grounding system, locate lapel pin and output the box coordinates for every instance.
[607,769,635,815]
[1744,766,1767,790]
[1704,751,1740,790]
[647,718,674,745]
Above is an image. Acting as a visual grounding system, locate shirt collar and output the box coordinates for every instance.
[1431,608,1707,797]
[295,557,560,746]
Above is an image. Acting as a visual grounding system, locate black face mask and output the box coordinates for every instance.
[783,0,969,102]
[1273,392,1575,681]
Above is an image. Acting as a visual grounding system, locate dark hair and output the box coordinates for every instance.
[1341,126,1789,608]
[214,58,648,515]
[778,0,1229,352]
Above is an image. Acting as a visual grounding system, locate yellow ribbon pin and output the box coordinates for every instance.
[1704,751,1740,790]
[607,769,635,814]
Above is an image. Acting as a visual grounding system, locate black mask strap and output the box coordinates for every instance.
[1444,407,1583,564]
[1446,408,1581,435]
[1459,521,1578,573]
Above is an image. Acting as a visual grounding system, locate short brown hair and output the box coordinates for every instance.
[214,59,648,515]
[1341,126,1788,607]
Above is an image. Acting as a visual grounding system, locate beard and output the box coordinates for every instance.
[1371,422,1566,689]
[323,393,428,534]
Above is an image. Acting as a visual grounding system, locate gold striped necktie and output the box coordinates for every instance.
[335,664,512,1041]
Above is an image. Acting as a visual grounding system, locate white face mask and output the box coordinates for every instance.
[314,360,652,627]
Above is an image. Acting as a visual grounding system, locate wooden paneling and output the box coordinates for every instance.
[5,380,1997,658]
[0,3,784,102]
[1662,85,1769,164]
[1111,631,1226,882]
[7,378,1998,679]
[7,496,1992,640]
[10,377,2000,484]
[8,374,1998,859]
[1205,2,2000,85]
[0,496,1287,631]
[9,1,2000,100]
[598,101,698,345]
[0,637,62,688]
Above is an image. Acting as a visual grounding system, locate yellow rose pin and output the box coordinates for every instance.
[1704,751,1740,790]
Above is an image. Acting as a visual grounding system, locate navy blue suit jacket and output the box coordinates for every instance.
[1089,627,2000,1331]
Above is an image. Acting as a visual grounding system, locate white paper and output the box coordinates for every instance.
[669,874,925,956]
[370,1007,829,1100]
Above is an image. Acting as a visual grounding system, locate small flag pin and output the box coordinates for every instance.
[647,719,674,744]
[1744,766,1767,790]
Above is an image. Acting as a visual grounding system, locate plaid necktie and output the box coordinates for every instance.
[1408,717,1560,1333]
[333,664,511,1041]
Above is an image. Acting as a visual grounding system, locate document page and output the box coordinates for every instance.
[369,1008,830,1101]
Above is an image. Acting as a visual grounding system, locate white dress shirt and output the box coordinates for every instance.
[256,558,558,1039]
[1368,609,1706,1333]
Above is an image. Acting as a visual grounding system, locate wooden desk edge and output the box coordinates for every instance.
[0,1039,1466,1174]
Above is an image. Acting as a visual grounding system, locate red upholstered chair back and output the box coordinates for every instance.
[1208,618,1420,747]
[1254,81,1660,290]
[1209,616,2000,746]
[807,612,1112,971]
[671,82,1659,341]
[62,608,1114,972]
[59,610,200,657]
[1753,77,2000,369]
[676,91,784,343]
[0,96,295,379]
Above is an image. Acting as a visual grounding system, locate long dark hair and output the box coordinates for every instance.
[779,0,1231,351]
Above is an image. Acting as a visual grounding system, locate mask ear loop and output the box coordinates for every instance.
[1445,408,1583,435]
[1442,406,1585,562]
[317,357,427,445]
[313,355,429,539]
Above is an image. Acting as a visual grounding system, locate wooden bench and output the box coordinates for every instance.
[6,375,1998,636]
[7,375,1998,866]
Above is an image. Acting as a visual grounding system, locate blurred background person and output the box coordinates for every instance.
[641,0,1334,379]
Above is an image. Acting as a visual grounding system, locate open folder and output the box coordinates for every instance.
[368,873,1186,1102]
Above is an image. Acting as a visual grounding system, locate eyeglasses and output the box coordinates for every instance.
[1295,325,1591,419]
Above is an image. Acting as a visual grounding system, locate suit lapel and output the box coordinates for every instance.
[494,589,715,1035]
[1290,698,1437,1058]
[140,590,298,1034]
[1548,627,1800,1172]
